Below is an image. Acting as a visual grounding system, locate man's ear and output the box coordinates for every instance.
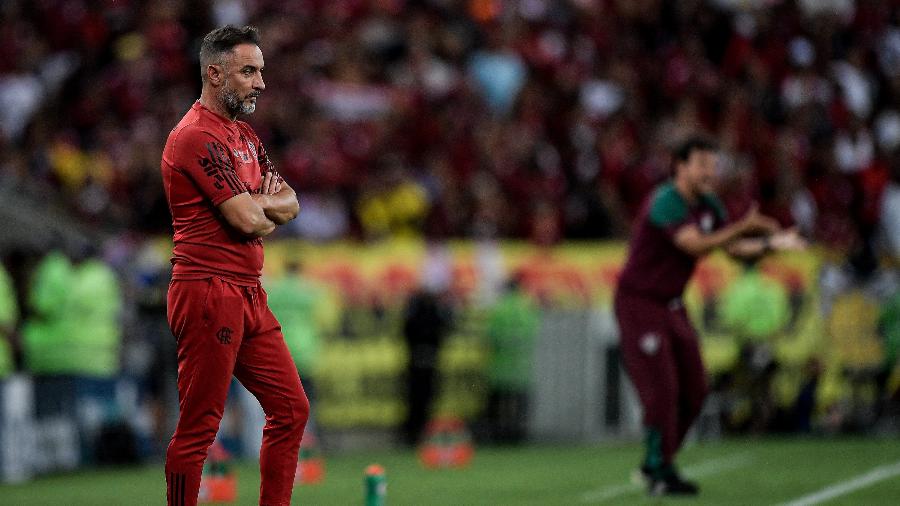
[206,64,223,86]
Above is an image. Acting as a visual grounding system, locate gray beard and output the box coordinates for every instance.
[220,87,256,117]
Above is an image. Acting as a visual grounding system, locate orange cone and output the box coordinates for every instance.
[295,433,325,485]
[199,441,237,503]
[418,417,474,469]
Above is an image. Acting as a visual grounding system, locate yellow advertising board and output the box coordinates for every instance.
[149,237,881,428]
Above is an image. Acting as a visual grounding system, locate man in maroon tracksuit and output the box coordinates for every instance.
[614,137,804,496]
[161,26,308,506]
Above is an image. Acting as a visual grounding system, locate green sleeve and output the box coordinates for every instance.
[648,184,688,229]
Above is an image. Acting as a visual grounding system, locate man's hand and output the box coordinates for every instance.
[725,227,807,260]
[259,170,283,195]
[769,227,808,251]
[736,203,781,235]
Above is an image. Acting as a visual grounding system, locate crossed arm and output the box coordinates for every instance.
[250,171,299,225]
[218,171,299,238]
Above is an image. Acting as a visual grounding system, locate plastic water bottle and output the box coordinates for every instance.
[364,464,386,506]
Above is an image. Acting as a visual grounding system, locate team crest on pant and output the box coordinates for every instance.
[639,332,660,355]
[216,326,233,345]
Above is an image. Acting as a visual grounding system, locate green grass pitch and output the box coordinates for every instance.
[2,438,898,505]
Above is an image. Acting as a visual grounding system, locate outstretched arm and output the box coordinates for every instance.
[673,204,780,257]
[725,228,808,261]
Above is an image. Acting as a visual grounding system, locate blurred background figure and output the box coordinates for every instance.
[0,257,17,381]
[876,288,900,429]
[264,259,331,425]
[21,250,73,380]
[21,247,126,471]
[718,257,791,432]
[0,255,21,482]
[482,275,539,444]
[401,243,454,446]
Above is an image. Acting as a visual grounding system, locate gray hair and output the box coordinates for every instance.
[198,25,260,82]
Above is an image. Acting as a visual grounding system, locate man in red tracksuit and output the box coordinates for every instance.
[160,25,308,506]
[614,137,804,496]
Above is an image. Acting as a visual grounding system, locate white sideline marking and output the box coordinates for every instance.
[579,452,754,503]
[780,460,900,506]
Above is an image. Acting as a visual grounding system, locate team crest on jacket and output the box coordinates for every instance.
[231,147,252,163]
[640,332,660,355]
[247,140,257,159]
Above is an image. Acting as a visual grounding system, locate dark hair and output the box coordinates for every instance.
[199,25,260,81]
[673,136,718,164]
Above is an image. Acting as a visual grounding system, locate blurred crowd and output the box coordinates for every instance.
[3,0,900,253]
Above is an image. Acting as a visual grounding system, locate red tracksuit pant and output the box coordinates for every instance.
[614,291,708,466]
[166,277,309,506]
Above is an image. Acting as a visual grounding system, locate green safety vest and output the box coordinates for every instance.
[0,265,18,378]
[266,276,324,376]
[720,268,790,341]
[23,254,121,377]
[485,292,539,390]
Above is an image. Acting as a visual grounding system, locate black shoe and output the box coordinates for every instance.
[648,467,699,496]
